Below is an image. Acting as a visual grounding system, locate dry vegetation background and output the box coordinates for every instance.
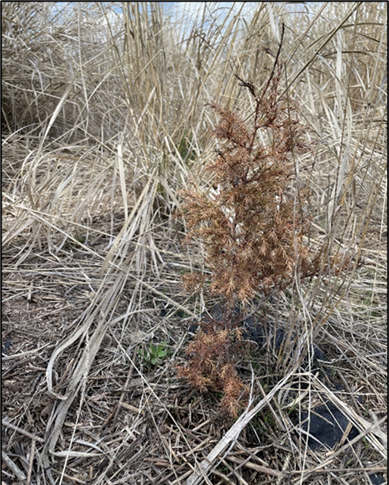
[2,2,387,484]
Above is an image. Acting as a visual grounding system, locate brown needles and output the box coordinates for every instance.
[177,49,323,416]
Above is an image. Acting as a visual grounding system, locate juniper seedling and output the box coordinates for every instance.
[177,36,324,415]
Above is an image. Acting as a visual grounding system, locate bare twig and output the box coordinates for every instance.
[2,419,45,444]
[26,439,36,485]
[2,450,27,481]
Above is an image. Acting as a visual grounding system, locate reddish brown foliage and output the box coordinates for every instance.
[178,51,323,415]
[181,67,320,307]
[176,322,249,417]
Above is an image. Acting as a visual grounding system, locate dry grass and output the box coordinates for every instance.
[2,2,386,484]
